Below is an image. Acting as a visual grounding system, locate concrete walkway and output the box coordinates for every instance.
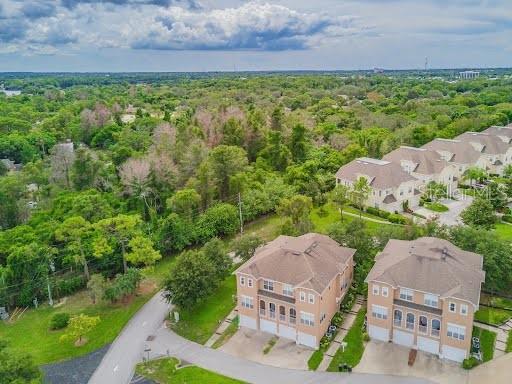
[147,321,431,384]
[474,320,509,358]
[204,308,238,348]
[318,295,365,371]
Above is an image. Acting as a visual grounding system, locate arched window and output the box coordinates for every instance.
[269,302,276,319]
[259,300,266,316]
[419,316,428,333]
[406,313,415,330]
[431,319,441,337]
[394,309,402,327]
[289,308,296,324]
[279,306,286,321]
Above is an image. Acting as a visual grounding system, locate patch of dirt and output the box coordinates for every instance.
[74,337,88,347]
[138,280,157,295]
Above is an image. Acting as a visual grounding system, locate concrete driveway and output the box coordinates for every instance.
[355,341,468,384]
[219,328,313,370]
[415,196,473,226]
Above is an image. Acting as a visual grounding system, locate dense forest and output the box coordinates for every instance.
[2,71,512,308]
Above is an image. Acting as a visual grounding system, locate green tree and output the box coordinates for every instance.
[463,167,487,186]
[485,182,507,211]
[155,213,192,254]
[87,273,108,304]
[195,203,240,243]
[125,236,161,267]
[350,177,371,216]
[270,106,284,131]
[277,195,313,234]
[207,145,248,200]
[166,188,201,220]
[55,216,93,280]
[232,234,263,262]
[289,123,308,163]
[461,197,496,229]
[0,340,40,384]
[329,184,350,221]
[425,181,447,202]
[60,314,101,346]
[71,146,99,190]
[503,164,512,178]
[202,238,232,280]
[258,131,291,171]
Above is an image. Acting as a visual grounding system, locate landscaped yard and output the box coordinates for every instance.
[424,201,449,212]
[506,330,512,353]
[472,326,496,362]
[494,222,512,241]
[474,306,512,326]
[212,316,239,349]
[0,288,153,365]
[327,309,367,371]
[170,275,237,344]
[136,357,245,383]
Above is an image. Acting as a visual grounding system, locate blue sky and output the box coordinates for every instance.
[0,0,511,71]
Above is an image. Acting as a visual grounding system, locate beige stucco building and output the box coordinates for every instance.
[235,233,355,349]
[456,132,512,175]
[365,237,485,363]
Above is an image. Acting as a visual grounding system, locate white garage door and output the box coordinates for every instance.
[260,319,277,335]
[368,325,389,342]
[442,345,467,363]
[278,324,296,341]
[239,315,257,330]
[297,332,317,348]
[417,336,439,355]
[393,330,414,347]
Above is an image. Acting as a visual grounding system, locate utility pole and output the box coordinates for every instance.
[238,192,244,235]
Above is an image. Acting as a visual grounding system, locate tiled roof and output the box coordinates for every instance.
[383,146,451,175]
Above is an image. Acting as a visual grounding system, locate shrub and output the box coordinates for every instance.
[502,215,512,223]
[331,312,344,327]
[53,275,86,298]
[462,357,479,370]
[194,203,239,243]
[363,332,370,342]
[388,213,407,224]
[365,207,390,219]
[49,312,70,330]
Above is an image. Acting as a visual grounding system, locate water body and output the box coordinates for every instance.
[1,89,21,96]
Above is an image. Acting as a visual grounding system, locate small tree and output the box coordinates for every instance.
[87,274,108,304]
[424,181,447,202]
[461,197,497,229]
[463,167,487,186]
[503,164,512,178]
[202,238,232,280]
[485,182,507,211]
[277,195,313,234]
[60,314,100,346]
[329,184,349,221]
[350,177,371,216]
[0,340,40,383]
[232,234,263,262]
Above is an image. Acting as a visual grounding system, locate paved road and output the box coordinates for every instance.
[88,292,170,384]
[148,324,433,384]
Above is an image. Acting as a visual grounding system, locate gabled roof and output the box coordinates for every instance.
[366,237,485,307]
[456,132,509,155]
[236,233,355,294]
[335,157,417,190]
[483,126,512,142]
[383,146,451,175]
[422,138,481,165]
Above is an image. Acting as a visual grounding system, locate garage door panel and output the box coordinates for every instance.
[393,329,414,347]
[260,319,277,335]
[297,332,316,348]
[278,324,296,341]
[239,315,257,330]
[417,336,439,355]
[368,325,390,342]
[442,345,466,362]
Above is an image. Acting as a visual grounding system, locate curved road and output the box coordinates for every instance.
[89,291,432,384]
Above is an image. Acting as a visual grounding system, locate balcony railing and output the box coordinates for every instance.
[419,325,427,333]
[406,321,414,330]
[269,311,276,319]
[431,329,440,337]
[259,309,266,316]
[279,314,286,322]
[394,319,402,327]
[289,317,296,325]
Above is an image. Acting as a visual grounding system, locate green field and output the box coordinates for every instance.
[494,222,512,241]
[472,326,496,362]
[474,306,512,326]
[136,357,245,384]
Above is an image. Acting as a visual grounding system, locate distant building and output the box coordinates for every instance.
[459,71,480,80]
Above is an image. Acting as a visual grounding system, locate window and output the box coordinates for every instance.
[400,288,413,302]
[300,291,306,302]
[460,304,468,316]
[263,280,274,291]
[300,311,315,326]
[239,276,245,286]
[259,300,266,316]
[419,316,428,333]
[269,302,276,319]
[241,295,253,309]
[447,324,465,341]
[371,305,388,320]
[320,313,326,323]
[449,302,456,313]
[289,308,296,324]
[431,319,441,337]
[279,306,286,322]
[283,284,293,297]
[308,293,315,304]
[394,309,402,327]
[248,278,253,288]
[372,285,380,296]
[424,294,438,308]
[381,286,389,297]
[406,313,415,330]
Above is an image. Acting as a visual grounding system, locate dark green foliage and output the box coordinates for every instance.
[232,234,263,262]
[103,268,142,303]
[195,203,240,243]
[53,276,87,299]
[155,213,192,254]
[49,313,70,330]
[0,340,40,384]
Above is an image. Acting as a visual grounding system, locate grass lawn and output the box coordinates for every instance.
[424,201,449,212]
[506,331,512,353]
[170,275,236,344]
[472,326,496,362]
[474,306,512,326]
[311,204,388,235]
[0,289,153,365]
[494,222,512,241]
[136,357,245,384]
[327,309,367,371]
[212,316,239,349]
[307,349,325,370]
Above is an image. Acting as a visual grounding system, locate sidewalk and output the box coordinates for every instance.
[474,320,509,358]
[204,308,238,348]
[318,295,366,371]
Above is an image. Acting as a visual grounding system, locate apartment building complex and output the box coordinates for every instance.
[235,233,355,349]
[365,237,485,362]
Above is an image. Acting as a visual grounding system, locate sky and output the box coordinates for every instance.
[0,0,511,72]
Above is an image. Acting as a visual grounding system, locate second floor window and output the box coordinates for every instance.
[308,293,315,304]
[241,295,253,309]
[371,305,388,320]
[460,304,468,316]
[240,276,245,286]
[424,294,438,308]
[400,288,413,302]
[283,284,293,297]
[447,324,465,341]
[300,291,306,302]
[300,311,315,326]
[263,280,274,291]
